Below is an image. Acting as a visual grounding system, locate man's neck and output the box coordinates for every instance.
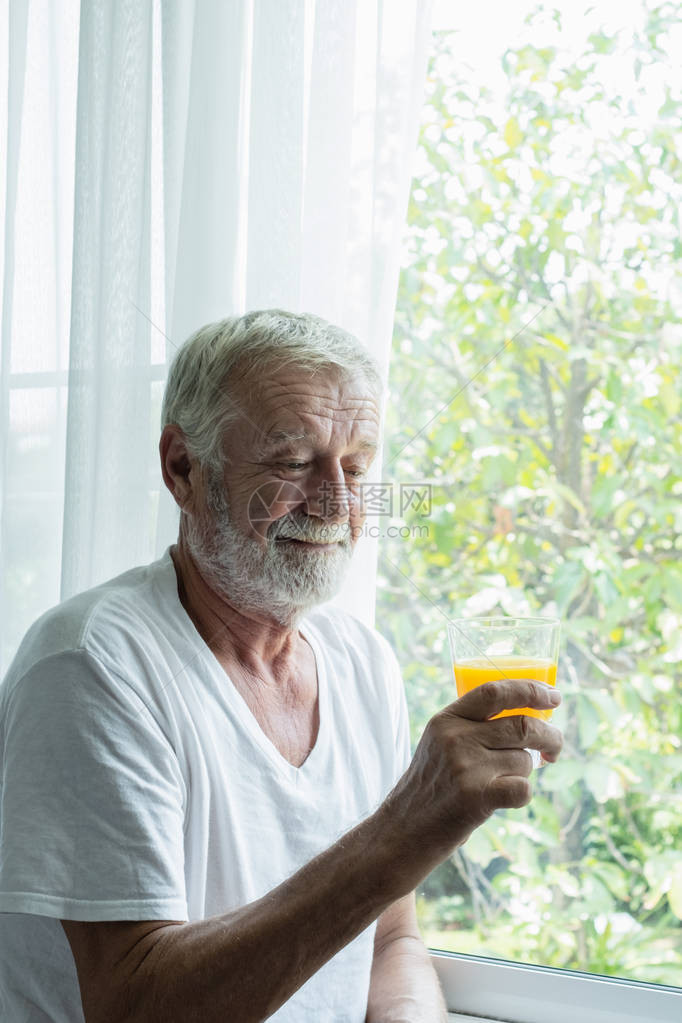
[170,540,303,677]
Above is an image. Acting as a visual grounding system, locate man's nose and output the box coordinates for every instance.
[305,462,351,522]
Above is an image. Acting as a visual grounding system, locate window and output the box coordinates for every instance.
[376,1,681,1017]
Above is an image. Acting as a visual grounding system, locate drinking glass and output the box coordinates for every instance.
[447,616,560,768]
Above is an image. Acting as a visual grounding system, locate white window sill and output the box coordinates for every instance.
[431,951,682,1023]
[448,1015,503,1022]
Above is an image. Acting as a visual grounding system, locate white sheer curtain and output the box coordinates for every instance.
[0,0,433,673]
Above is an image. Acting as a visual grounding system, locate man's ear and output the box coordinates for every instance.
[159,425,199,511]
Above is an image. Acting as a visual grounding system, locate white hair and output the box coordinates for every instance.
[161,309,382,472]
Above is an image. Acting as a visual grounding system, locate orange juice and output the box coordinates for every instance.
[453,656,557,720]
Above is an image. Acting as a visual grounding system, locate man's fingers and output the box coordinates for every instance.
[494,748,534,778]
[438,678,565,759]
[486,774,533,810]
[452,678,561,721]
[482,715,563,758]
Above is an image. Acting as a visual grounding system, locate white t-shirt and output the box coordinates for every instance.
[0,550,411,1022]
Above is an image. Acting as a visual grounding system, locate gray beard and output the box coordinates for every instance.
[183,475,354,626]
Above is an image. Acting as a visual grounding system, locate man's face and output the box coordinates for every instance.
[184,365,381,623]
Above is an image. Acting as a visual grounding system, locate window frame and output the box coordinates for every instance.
[394,4,682,1016]
[430,950,682,1022]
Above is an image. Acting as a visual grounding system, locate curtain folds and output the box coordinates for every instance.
[0,0,433,672]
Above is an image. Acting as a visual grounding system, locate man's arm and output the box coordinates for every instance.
[63,799,408,1023]
[366,893,447,1023]
[63,800,426,1023]
[62,680,561,1023]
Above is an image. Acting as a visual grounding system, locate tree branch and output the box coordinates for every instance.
[539,358,560,452]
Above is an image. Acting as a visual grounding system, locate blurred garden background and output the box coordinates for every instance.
[376,1,682,985]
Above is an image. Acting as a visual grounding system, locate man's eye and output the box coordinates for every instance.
[285,462,307,470]
[345,469,366,479]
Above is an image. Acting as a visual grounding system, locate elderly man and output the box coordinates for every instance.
[0,310,562,1022]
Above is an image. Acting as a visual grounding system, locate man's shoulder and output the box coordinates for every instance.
[2,553,176,691]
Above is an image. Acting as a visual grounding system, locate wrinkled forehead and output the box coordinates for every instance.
[228,365,382,453]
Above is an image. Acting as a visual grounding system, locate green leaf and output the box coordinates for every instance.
[594,571,619,606]
[553,561,585,612]
[592,862,631,901]
[591,476,620,519]
[543,332,569,351]
[669,864,682,920]
[537,758,583,792]
[584,760,624,803]
[578,695,601,749]
[605,371,623,403]
[504,116,523,149]
[463,826,496,869]
[659,380,680,417]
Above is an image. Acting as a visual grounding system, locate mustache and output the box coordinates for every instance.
[268,512,352,545]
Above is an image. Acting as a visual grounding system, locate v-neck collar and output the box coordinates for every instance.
[159,549,329,783]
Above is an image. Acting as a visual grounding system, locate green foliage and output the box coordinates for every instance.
[377,2,682,986]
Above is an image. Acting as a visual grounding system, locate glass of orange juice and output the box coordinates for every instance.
[447,616,560,767]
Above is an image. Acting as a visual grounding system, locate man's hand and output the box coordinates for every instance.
[382,679,563,883]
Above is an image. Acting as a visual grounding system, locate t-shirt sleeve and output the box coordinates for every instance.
[0,649,188,922]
